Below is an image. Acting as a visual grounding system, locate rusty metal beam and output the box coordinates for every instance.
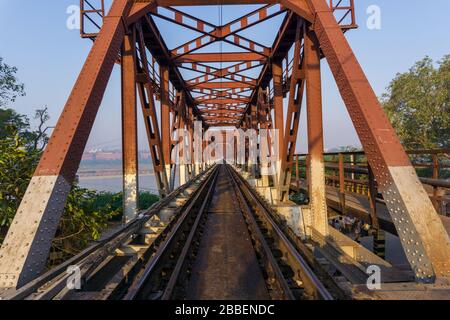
[156,0,280,6]
[122,32,139,223]
[280,0,314,22]
[182,61,263,81]
[292,0,450,281]
[278,17,305,201]
[160,65,172,186]
[167,5,281,58]
[126,1,156,25]
[188,73,257,87]
[140,15,205,124]
[135,23,170,197]
[189,82,254,90]
[0,0,132,288]
[272,60,284,158]
[196,98,249,105]
[240,11,297,125]
[175,52,266,63]
[304,26,327,236]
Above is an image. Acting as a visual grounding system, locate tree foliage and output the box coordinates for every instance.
[0,107,160,266]
[382,55,450,149]
[0,125,41,230]
[0,57,161,267]
[49,186,120,264]
[0,109,120,265]
[0,57,25,107]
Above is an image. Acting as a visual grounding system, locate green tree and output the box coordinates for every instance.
[0,108,29,138]
[0,110,119,265]
[0,126,41,232]
[382,55,450,149]
[49,186,119,264]
[0,57,25,107]
[0,57,132,266]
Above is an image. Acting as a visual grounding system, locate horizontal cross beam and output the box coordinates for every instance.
[175,52,266,63]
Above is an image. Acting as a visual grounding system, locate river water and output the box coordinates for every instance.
[79,174,159,194]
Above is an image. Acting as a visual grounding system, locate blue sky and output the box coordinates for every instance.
[0,0,449,153]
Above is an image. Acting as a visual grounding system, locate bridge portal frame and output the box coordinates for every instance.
[0,0,448,291]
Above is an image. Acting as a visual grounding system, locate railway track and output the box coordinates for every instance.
[1,165,337,300]
[226,166,334,300]
[0,166,217,300]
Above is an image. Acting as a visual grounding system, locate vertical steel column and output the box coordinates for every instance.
[160,65,172,187]
[273,60,284,187]
[194,120,203,174]
[135,23,169,198]
[272,60,285,150]
[338,153,346,214]
[188,108,194,179]
[258,90,272,186]
[249,104,258,176]
[0,0,132,288]
[279,18,305,201]
[285,0,450,281]
[305,26,328,236]
[121,32,139,224]
[235,126,239,168]
[251,104,258,130]
[368,164,379,230]
[350,153,356,192]
[178,114,187,186]
[169,107,178,191]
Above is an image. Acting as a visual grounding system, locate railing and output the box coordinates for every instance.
[292,149,450,216]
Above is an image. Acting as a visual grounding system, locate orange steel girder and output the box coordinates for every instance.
[154,6,274,58]
[279,18,305,201]
[0,0,134,288]
[135,22,170,197]
[286,0,450,281]
[122,31,139,223]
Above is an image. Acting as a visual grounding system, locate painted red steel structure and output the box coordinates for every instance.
[0,0,448,290]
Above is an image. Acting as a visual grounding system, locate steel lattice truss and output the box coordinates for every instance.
[131,2,354,128]
[155,4,285,127]
[0,0,449,294]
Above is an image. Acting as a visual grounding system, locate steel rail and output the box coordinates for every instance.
[227,166,334,300]
[0,167,215,300]
[225,166,295,300]
[119,164,333,300]
[123,166,220,300]
[70,167,216,300]
[160,168,219,300]
[57,166,215,300]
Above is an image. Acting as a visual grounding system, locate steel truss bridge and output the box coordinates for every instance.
[0,0,449,300]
